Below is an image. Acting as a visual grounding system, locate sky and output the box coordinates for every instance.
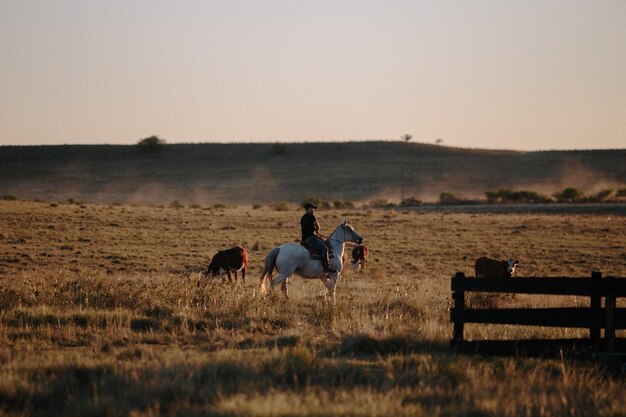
[1,1,625,150]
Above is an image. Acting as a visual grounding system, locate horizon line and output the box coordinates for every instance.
[1,139,624,153]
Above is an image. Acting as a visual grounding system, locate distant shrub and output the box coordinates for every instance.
[369,199,395,208]
[485,189,549,204]
[553,187,584,203]
[301,196,329,209]
[617,188,626,198]
[333,200,355,209]
[400,197,422,206]
[1,195,17,201]
[271,202,291,211]
[438,192,462,205]
[252,203,264,210]
[213,203,227,209]
[169,200,184,209]
[189,204,202,209]
[137,135,166,150]
[591,189,613,202]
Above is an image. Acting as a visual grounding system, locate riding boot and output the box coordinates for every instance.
[322,260,337,273]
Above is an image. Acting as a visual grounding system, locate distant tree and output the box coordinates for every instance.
[400,197,422,206]
[369,198,394,208]
[485,189,549,204]
[435,138,444,145]
[439,192,461,204]
[617,188,626,198]
[270,202,291,211]
[333,200,355,209]
[302,196,329,209]
[169,200,184,209]
[593,189,613,202]
[401,134,413,143]
[137,135,166,150]
[553,187,584,203]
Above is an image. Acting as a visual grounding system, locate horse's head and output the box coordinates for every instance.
[339,219,363,245]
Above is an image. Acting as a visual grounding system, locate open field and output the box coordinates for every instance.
[1,199,626,416]
[1,142,625,205]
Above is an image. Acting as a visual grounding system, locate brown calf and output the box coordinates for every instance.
[204,246,247,283]
[351,245,369,271]
[474,257,519,278]
[342,244,369,272]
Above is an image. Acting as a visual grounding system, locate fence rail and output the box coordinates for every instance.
[450,271,626,352]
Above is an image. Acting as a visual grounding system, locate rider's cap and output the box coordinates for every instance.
[304,202,318,210]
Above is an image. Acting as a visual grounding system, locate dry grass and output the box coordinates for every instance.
[1,200,625,416]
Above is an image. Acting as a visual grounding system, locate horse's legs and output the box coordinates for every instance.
[269,271,291,292]
[226,270,233,284]
[259,274,272,294]
[327,273,339,298]
[280,280,288,300]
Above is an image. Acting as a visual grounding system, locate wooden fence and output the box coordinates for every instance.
[450,272,626,352]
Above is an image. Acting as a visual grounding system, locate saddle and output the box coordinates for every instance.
[300,240,334,260]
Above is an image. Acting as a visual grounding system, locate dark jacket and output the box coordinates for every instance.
[300,212,319,241]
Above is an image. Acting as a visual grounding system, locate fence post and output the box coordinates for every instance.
[590,271,602,341]
[605,293,616,352]
[452,272,465,343]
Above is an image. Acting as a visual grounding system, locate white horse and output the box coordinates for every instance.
[259,220,364,299]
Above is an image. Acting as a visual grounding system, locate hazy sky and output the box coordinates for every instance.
[1,1,625,150]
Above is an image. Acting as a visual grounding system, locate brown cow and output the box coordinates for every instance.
[342,244,369,272]
[351,245,369,272]
[203,246,247,283]
[474,257,519,278]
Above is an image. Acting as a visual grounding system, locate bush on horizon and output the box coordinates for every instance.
[369,199,395,208]
[438,192,463,205]
[400,197,422,206]
[333,200,355,209]
[485,189,550,204]
[553,187,584,203]
[301,196,330,209]
[137,135,167,150]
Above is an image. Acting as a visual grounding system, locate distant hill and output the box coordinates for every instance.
[0,142,624,205]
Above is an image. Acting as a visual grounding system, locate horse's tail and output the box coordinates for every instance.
[259,247,280,293]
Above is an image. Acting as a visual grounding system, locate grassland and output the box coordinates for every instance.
[1,142,625,205]
[1,199,625,416]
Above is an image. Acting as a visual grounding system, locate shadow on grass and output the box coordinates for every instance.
[327,334,448,358]
[5,310,113,330]
[237,335,299,350]
[1,350,455,417]
[450,338,626,363]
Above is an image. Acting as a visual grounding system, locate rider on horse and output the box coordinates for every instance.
[300,202,336,273]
